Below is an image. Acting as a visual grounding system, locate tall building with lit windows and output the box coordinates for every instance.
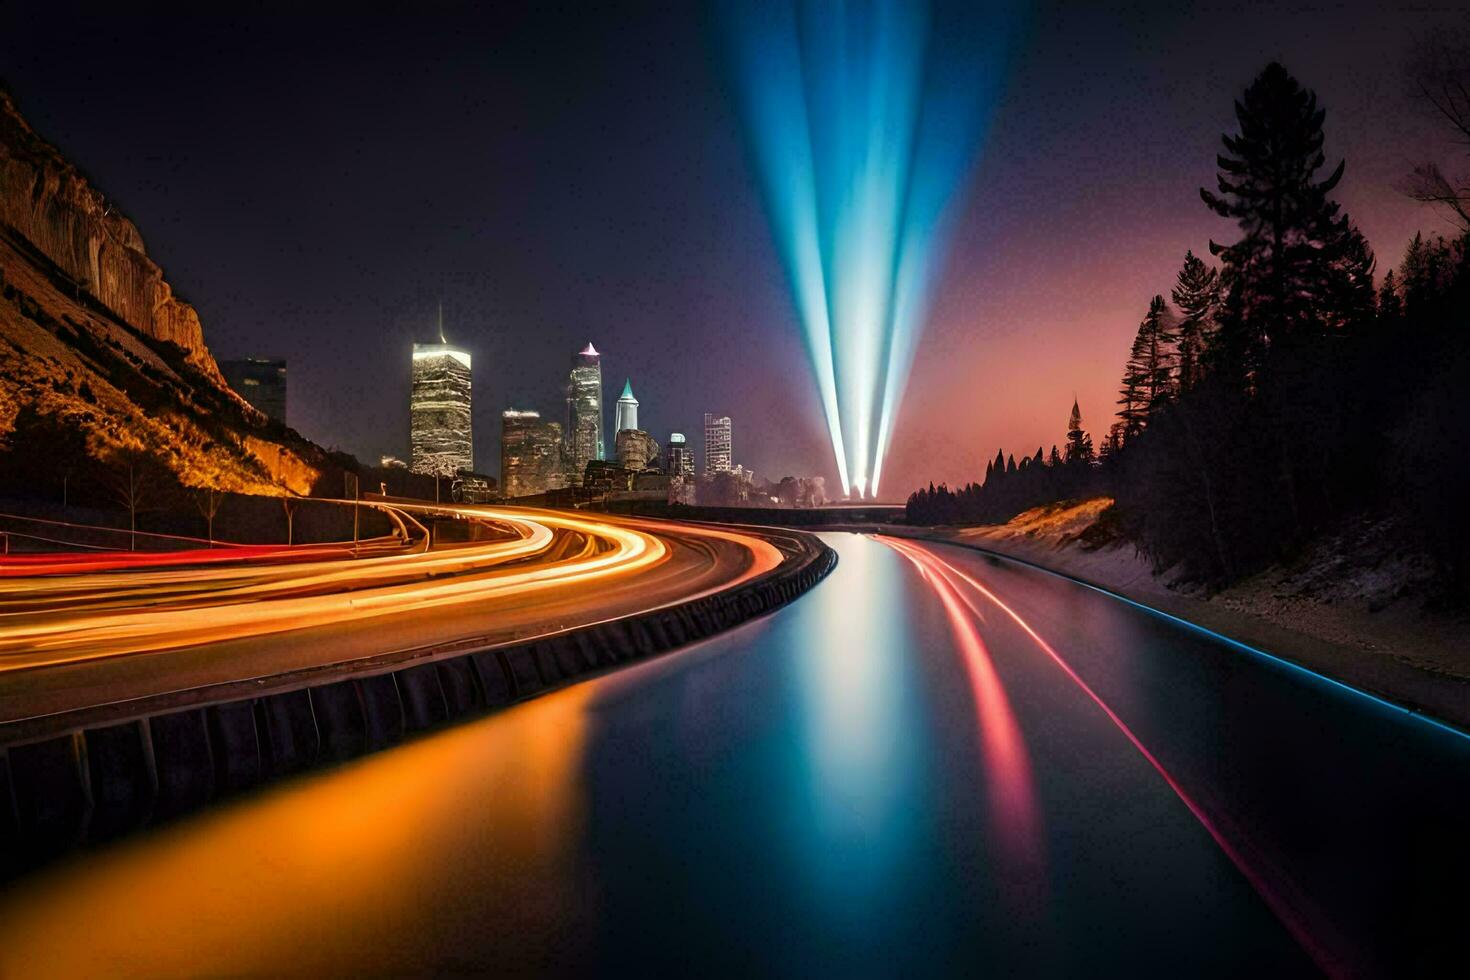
[613,379,639,434]
[500,409,565,499]
[565,342,604,485]
[703,413,731,475]
[410,340,472,477]
[665,432,694,476]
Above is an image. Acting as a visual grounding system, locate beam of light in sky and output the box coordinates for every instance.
[722,0,1018,497]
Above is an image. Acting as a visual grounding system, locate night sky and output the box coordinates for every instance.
[2,1,1462,494]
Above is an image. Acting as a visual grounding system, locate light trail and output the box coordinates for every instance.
[0,507,725,671]
[884,536,1046,913]
[876,537,1348,975]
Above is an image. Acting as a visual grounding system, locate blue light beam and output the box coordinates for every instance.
[722,0,1018,497]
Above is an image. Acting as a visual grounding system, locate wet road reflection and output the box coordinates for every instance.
[2,533,1465,977]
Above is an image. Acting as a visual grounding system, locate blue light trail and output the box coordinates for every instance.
[723,0,1019,497]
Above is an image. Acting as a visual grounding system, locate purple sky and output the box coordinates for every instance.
[2,1,1463,494]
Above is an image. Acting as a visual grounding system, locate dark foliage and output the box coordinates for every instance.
[906,400,1101,525]
[909,61,1470,602]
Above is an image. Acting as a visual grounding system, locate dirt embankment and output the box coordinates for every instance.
[919,499,1470,731]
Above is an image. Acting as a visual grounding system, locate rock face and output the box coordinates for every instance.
[0,86,325,495]
[0,89,221,383]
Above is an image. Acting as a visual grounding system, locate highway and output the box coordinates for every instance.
[0,505,782,728]
[1,533,1466,976]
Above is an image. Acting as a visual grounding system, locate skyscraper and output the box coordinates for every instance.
[411,331,472,477]
[221,357,287,423]
[665,432,694,477]
[500,409,565,498]
[614,428,659,472]
[565,342,603,485]
[703,413,732,475]
[613,379,639,434]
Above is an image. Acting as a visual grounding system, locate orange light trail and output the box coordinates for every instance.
[0,506,739,671]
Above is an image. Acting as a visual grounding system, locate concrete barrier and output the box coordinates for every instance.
[0,527,836,871]
[0,751,16,876]
[8,734,90,862]
[207,700,262,795]
[436,659,481,718]
[358,674,405,751]
[472,652,514,707]
[397,664,448,732]
[82,722,155,843]
[256,691,319,776]
[311,681,368,762]
[148,711,214,822]
[502,646,545,696]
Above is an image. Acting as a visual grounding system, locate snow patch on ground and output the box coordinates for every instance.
[925,498,1470,726]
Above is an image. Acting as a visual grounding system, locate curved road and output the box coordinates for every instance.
[1,533,1465,976]
[0,505,782,729]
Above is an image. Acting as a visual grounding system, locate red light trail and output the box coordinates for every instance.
[875,536,1349,976]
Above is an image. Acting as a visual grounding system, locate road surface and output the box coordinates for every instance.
[0,505,783,729]
[0,533,1464,976]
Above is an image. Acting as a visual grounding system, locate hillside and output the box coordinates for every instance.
[937,499,1470,729]
[0,86,325,495]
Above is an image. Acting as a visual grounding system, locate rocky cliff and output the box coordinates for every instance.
[0,86,325,495]
[0,89,221,382]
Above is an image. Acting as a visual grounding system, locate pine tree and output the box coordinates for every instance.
[1118,327,1150,437]
[1201,62,1362,373]
[1116,296,1175,435]
[1064,399,1093,466]
[1377,268,1402,326]
[1171,250,1220,390]
[1048,445,1062,468]
[1141,295,1177,409]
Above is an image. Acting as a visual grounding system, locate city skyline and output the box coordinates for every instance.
[4,3,1461,496]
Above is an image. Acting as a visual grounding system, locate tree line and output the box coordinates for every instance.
[910,50,1470,599]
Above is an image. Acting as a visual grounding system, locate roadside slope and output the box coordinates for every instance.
[908,499,1470,731]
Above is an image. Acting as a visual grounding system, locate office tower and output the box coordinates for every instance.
[614,379,639,434]
[614,428,660,472]
[703,413,732,475]
[565,342,604,485]
[500,409,564,498]
[410,336,473,477]
[221,357,287,423]
[665,432,694,477]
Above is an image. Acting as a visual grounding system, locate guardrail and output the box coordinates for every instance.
[0,525,835,875]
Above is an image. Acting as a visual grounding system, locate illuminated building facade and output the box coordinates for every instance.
[501,409,566,499]
[221,357,287,423]
[565,342,604,485]
[703,413,731,475]
[614,378,639,433]
[665,432,694,477]
[582,459,635,495]
[614,428,660,472]
[410,342,473,476]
